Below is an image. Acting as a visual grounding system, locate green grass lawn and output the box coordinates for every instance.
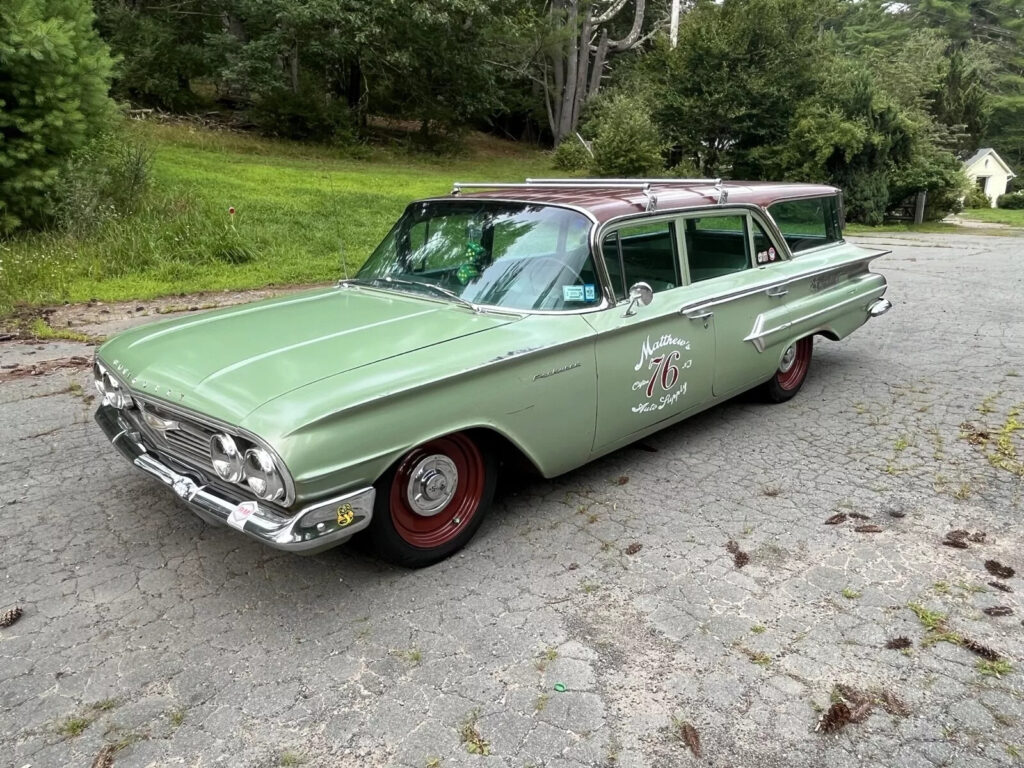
[959,207,1024,227]
[0,121,557,316]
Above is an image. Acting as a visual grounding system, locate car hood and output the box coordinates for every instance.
[98,286,519,424]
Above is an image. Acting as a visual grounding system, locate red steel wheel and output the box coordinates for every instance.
[762,337,814,403]
[370,433,495,567]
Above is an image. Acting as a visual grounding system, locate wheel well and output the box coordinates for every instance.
[466,427,542,478]
[815,329,840,342]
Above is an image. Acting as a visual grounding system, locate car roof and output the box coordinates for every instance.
[433,179,839,225]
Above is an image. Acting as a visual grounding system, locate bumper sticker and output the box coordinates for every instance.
[228,501,258,531]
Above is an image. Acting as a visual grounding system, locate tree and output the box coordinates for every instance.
[537,0,657,145]
[0,0,116,233]
[94,0,220,111]
[644,0,837,175]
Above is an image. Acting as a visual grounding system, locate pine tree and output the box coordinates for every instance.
[0,0,116,233]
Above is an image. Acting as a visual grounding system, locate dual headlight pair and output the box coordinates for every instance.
[209,434,286,502]
[94,363,133,410]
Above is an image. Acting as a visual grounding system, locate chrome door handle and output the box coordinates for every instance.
[766,286,789,297]
[681,308,713,328]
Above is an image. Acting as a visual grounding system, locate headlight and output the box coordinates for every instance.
[93,362,106,397]
[100,369,133,409]
[244,448,285,501]
[210,433,245,483]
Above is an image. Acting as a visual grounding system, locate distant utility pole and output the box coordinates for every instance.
[670,0,681,48]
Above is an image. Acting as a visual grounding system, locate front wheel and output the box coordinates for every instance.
[368,433,496,568]
[761,337,813,403]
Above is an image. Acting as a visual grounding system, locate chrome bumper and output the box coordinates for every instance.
[868,298,892,317]
[95,405,374,554]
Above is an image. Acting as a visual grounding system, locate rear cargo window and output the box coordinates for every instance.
[768,197,842,252]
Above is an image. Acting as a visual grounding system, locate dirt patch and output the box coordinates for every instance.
[0,284,324,341]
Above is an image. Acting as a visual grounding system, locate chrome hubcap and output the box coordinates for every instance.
[406,454,458,516]
[779,344,797,373]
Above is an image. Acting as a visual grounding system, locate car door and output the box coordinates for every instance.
[585,217,715,452]
[676,209,791,398]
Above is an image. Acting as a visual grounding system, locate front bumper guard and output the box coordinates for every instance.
[95,406,374,554]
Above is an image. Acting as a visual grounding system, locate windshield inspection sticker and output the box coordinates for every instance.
[563,285,585,302]
[584,284,597,301]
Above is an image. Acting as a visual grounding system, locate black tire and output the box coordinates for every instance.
[367,432,496,568]
[761,336,813,403]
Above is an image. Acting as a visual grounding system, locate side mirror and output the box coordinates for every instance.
[624,282,654,316]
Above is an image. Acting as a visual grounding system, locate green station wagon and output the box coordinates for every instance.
[94,178,891,566]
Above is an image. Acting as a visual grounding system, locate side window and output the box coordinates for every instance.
[683,214,751,283]
[603,221,679,301]
[751,218,783,265]
[767,197,842,253]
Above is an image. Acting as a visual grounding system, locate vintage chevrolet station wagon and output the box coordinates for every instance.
[94,178,891,566]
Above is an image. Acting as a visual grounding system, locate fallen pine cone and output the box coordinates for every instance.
[824,513,847,525]
[945,529,969,542]
[624,542,642,556]
[849,700,874,723]
[988,581,1013,593]
[878,689,911,718]
[0,606,23,629]
[854,525,883,533]
[985,560,1015,579]
[90,744,115,768]
[678,721,701,758]
[885,637,912,650]
[734,551,750,568]
[962,638,1003,662]
[817,701,852,733]
[968,531,987,543]
[942,539,969,549]
[725,540,740,554]
[983,606,1014,617]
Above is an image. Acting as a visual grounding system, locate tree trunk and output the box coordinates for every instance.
[545,0,652,145]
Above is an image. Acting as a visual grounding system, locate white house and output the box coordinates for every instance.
[963,147,1016,207]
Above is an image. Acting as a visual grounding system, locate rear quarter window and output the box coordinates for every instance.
[768,197,842,253]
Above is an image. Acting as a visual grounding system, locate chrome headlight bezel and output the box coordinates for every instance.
[94,361,133,410]
[243,447,286,502]
[209,433,246,483]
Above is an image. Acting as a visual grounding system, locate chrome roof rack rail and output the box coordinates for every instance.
[451,181,653,195]
[525,177,722,186]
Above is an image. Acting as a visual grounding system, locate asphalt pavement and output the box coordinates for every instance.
[1,231,1022,767]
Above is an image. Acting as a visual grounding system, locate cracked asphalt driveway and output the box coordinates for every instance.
[1,232,1022,768]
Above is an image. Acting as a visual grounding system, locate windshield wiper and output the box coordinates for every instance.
[353,276,480,313]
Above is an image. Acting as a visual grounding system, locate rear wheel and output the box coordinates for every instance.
[762,337,813,403]
[369,432,496,567]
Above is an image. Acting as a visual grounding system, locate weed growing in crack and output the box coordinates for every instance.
[978,659,1013,678]
[460,711,490,755]
[842,588,862,599]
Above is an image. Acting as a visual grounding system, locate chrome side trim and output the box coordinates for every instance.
[743,283,887,351]
[96,405,372,554]
[677,251,889,316]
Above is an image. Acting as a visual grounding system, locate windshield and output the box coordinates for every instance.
[356,201,600,311]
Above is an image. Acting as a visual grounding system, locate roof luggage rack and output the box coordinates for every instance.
[524,177,722,185]
[450,177,730,210]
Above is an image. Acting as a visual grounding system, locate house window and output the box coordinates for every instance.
[977,177,989,193]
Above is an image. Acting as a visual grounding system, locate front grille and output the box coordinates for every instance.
[164,422,216,465]
[125,398,218,476]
